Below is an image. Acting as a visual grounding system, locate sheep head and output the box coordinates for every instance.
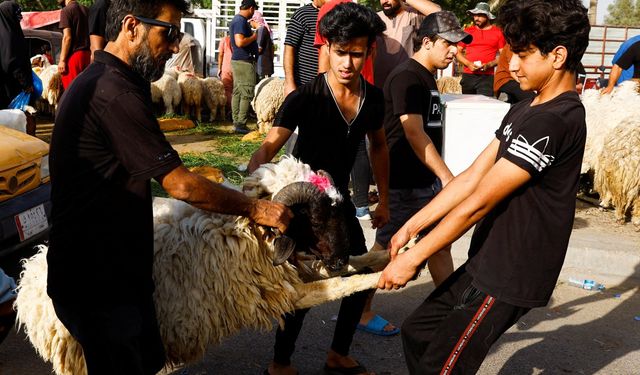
[272,181,350,272]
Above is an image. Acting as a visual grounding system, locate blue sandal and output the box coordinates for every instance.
[357,315,400,336]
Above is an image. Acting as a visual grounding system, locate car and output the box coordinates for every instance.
[22,29,62,64]
[0,116,51,259]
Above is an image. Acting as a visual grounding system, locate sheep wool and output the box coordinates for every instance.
[594,117,640,226]
[581,80,640,224]
[436,76,462,94]
[177,71,203,122]
[200,76,226,122]
[151,74,182,116]
[16,157,384,375]
[251,77,285,134]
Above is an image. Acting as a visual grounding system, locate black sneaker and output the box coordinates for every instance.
[233,123,250,134]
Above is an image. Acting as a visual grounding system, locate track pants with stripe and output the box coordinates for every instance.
[401,265,530,375]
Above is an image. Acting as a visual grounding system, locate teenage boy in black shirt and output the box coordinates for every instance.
[376,10,472,286]
[249,3,388,375]
[377,0,590,373]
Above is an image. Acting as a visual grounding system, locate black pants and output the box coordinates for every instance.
[350,139,371,208]
[273,199,370,364]
[401,266,530,375]
[52,296,166,375]
[497,80,536,104]
[460,74,494,97]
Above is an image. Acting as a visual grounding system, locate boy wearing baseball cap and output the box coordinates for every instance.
[377,1,590,373]
[374,10,471,316]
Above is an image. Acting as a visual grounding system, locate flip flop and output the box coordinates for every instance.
[357,314,399,336]
[323,360,368,375]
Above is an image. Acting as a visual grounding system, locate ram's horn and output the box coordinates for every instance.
[272,181,322,206]
[271,182,323,265]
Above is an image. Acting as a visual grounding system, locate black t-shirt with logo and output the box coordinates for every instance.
[48,51,182,305]
[383,59,443,189]
[275,73,384,195]
[467,91,586,308]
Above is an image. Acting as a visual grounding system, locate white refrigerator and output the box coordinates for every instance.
[440,94,511,176]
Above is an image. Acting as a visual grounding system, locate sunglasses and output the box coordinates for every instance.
[133,16,183,44]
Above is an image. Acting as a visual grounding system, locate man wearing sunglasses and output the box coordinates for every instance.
[229,0,260,134]
[47,1,292,374]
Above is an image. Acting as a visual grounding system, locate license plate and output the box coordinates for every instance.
[15,204,48,242]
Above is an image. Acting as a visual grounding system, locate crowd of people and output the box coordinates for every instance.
[1,0,631,373]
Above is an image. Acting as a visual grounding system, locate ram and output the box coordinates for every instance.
[16,156,387,375]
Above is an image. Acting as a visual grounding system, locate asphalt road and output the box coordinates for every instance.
[1,271,638,375]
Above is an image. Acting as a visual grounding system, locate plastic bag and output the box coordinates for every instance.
[32,70,43,98]
[8,91,31,111]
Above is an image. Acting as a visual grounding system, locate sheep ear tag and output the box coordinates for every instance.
[273,235,296,266]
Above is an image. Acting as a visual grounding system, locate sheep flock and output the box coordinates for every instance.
[15,156,387,375]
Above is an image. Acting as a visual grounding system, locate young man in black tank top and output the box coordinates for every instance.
[249,3,388,375]
[377,1,590,373]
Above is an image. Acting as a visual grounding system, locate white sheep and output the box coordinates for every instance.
[32,56,62,116]
[16,156,387,375]
[151,74,182,116]
[251,77,285,134]
[177,71,203,122]
[593,118,640,226]
[200,76,226,122]
[581,80,640,214]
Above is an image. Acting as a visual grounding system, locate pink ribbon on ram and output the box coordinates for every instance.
[308,173,332,193]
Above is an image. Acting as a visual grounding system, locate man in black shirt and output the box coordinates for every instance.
[48,1,292,373]
[377,0,590,373]
[602,39,640,95]
[376,10,471,288]
[249,3,387,375]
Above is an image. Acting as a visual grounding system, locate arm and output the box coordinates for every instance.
[400,113,454,186]
[379,151,531,290]
[388,139,500,257]
[234,31,257,48]
[481,47,503,72]
[601,64,622,95]
[89,35,106,61]
[456,45,479,72]
[283,45,297,96]
[248,126,294,173]
[217,40,225,78]
[58,28,72,74]
[158,165,292,233]
[404,0,441,15]
[367,128,390,229]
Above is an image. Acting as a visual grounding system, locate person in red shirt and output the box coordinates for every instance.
[455,2,505,97]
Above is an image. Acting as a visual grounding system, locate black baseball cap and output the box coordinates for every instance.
[241,0,258,9]
[417,11,473,44]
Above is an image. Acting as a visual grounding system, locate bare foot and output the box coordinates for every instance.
[266,362,297,375]
[326,350,374,375]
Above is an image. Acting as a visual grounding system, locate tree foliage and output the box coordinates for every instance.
[605,0,640,26]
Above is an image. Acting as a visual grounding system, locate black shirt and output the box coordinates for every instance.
[48,51,182,304]
[59,1,90,52]
[275,73,384,195]
[467,91,586,308]
[229,14,258,61]
[383,59,443,189]
[88,0,109,38]
[615,41,640,78]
